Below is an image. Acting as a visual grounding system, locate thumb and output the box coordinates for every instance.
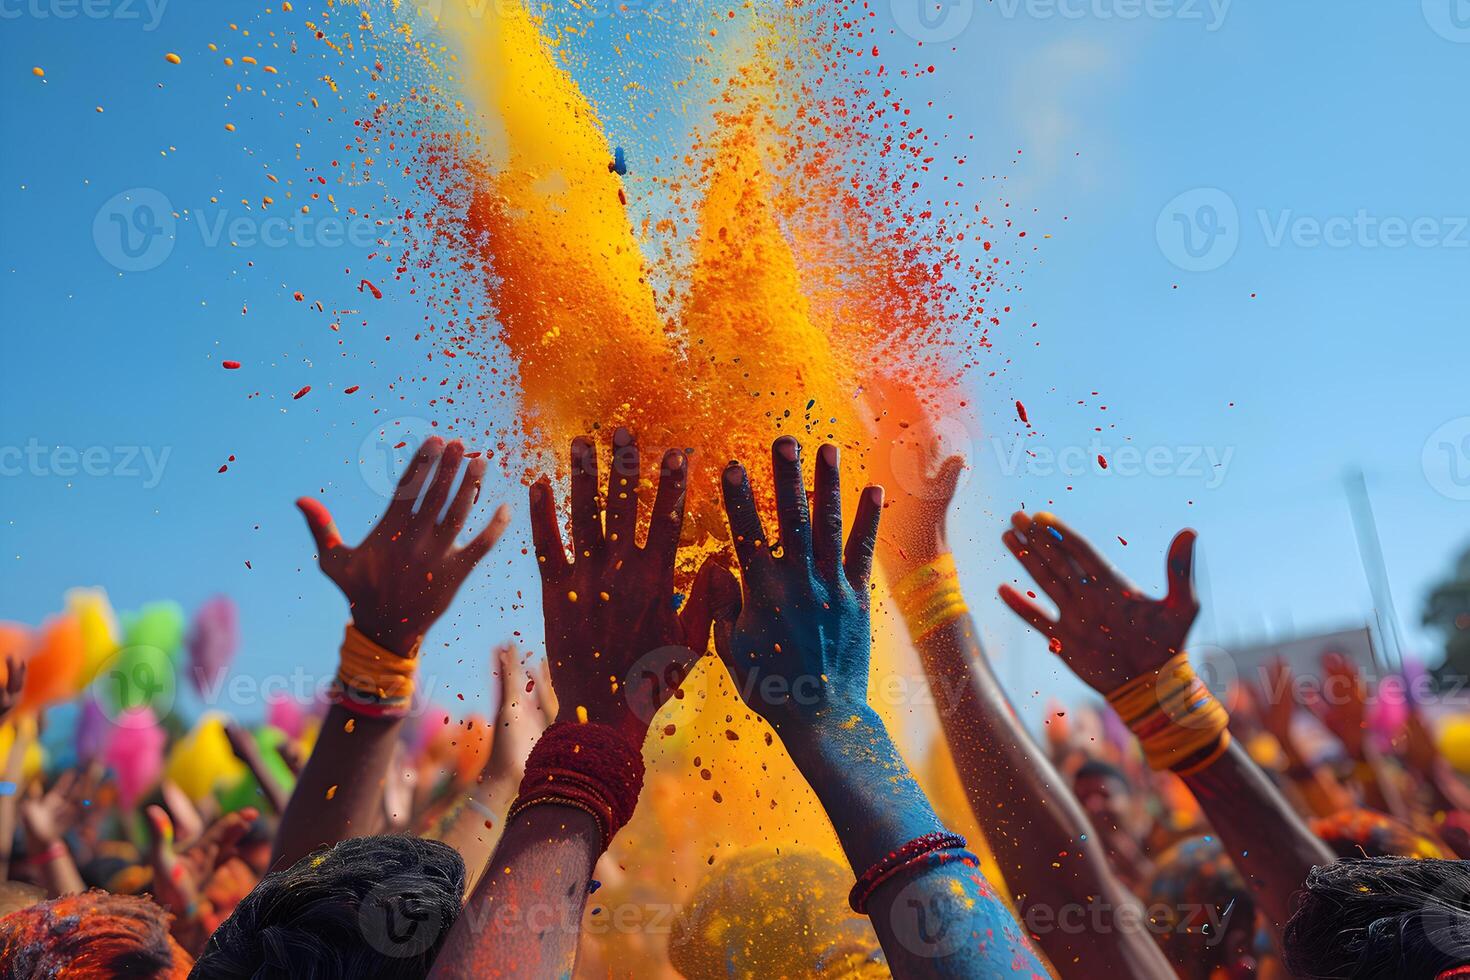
[144,804,190,906]
[295,497,344,558]
[1164,529,1198,610]
[681,558,741,665]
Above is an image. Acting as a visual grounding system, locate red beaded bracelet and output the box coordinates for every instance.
[507,721,645,851]
[849,832,971,915]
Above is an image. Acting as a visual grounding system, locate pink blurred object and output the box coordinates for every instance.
[187,596,239,696]
[104,707,165,807]
[75,697,112,763]
[266,694,306,739]
[1368,674,1410,749]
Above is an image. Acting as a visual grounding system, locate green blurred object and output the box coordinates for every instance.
[215,725,297,812]
[123,602,186,659]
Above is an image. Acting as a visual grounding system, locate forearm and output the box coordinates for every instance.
[1182,740,1334,934]
[430,803,601,978]
[431,772,521,896]
[271,703,403,869]
[783,705,1046,979]
[917,612,1174,979]
[32,844,86,897]
[1272,726,1352,818]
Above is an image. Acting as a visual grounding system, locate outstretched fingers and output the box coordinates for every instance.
[644,449,688,567]
[998,584,1061,639]
[812,444,844,583]
[771,437,812,565]
[385,437,445,525]
[457,503,512,574]
[606,428,640,551]
[529,480,570,578]
[843,486,884,592]
[418,440,466,523]
[722,463,770,579]
[1164,529,1199,611]
[569,437,603,555]
[440,455,488,542]
[296,498,346,572]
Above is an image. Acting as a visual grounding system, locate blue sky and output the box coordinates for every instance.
[2,0,1467,730]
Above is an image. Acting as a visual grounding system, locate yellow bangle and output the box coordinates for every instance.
[337,624,419,704]
[1106,653,1230,774]
[893,555,969,640]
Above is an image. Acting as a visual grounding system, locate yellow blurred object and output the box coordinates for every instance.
[0,721,45,782]
[165,714,247,801]
[1438,715,1470,774]
[66,588,120,687]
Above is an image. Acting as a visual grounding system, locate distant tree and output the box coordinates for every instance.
[1425,543,1470,683]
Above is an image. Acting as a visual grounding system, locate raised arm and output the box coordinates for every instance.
[713,437,1046,979]
[431,429,728,978]
[998,512,1334,936]
[273,436,510,869]
[876,443,1173,979]
[431,643,550,897]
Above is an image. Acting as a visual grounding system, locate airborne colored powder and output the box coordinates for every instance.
[296,0,1033,971]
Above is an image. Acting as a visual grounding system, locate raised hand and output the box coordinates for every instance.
[865,381,965,573]
[529,429,731,745]
[18,770,80,849]
[1303,651,1368,761]
[297,436,511,655]
[147,803,258,939]
[716,438,883,731]
[998,512,1199,693]
[487,643,551,784]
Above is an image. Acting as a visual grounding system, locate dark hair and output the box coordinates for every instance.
[0,890,190,979]
[1283,857,1470,979]
[191,835,465,980]
[1074,758,1131,789]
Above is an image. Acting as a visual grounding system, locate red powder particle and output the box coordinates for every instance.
[343,385,360,394]
[1118,536,1128,546]
[293,292,304,302]
[1097,454,1108,470]
[358,278,382,299]
[222,360,241,370]
[293,386,311,400]
[1015,400,1029,425]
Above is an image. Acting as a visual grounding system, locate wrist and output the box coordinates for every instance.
[348,616,422,658]
[555,706,646,750]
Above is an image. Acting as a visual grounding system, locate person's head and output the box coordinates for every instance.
[0,890,192,979]
[1073,758,1145,841]
[1310,807,1447,860]
[668,848,886,979]
[1284,857,1470,979]
[1145,835,1259,980]
[191,834,465,979]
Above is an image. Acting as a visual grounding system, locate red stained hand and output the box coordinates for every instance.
[296,437,511,656]
[998,512,1200,694]
[529,429,734,745]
